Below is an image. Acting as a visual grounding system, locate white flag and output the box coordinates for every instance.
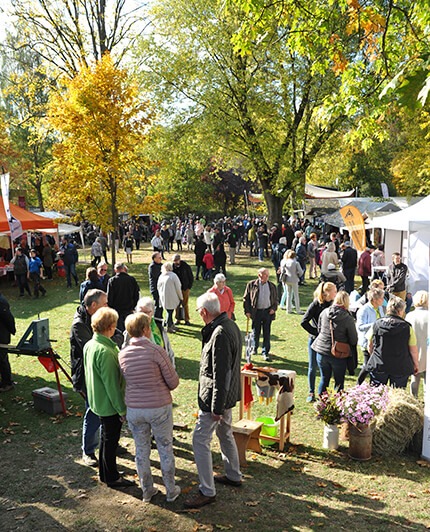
[1,173,23,241]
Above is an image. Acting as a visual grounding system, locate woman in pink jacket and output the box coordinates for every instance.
[119,312,180,503]
[207,273,235,319]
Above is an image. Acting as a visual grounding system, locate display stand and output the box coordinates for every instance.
[0,318,78,415]
[235,368,295,453]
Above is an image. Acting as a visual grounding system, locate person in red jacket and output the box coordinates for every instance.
[358,246,373,296]
[202,250,215,280]
[207,274,235,318]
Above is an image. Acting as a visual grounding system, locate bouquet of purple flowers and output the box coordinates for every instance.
[340,383,389,427]
[315,388,343,425]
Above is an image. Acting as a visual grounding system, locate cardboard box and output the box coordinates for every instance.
[32,387,68,415]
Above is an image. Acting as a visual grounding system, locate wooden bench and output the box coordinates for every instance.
[232,419,263,467]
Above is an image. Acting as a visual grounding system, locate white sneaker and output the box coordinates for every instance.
[142,486,158,502]
[166,485,181,502]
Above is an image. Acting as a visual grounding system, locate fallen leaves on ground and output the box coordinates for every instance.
[244,501,259,506]
[416,460,430,468]
[316,482,328,488]
[368,491,383,500]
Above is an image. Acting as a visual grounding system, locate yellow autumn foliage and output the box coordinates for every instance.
[47,53,153,230]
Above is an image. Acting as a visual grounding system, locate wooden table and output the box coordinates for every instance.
[237,368,296,452]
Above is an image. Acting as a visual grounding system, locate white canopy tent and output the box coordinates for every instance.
[368,195,430,293]
[34,212,85,248]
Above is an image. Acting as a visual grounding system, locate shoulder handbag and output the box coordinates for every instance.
[329,319,350,359]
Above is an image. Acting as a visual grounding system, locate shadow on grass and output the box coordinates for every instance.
[175,355,201,381]
[139,443,427,531]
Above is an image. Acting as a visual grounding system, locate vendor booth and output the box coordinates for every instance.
[368,195,430,293]
[0,202,57,235]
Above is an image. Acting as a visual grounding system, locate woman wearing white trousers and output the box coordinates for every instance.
[280,250,304,314]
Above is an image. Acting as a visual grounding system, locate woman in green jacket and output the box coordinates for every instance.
[84,307,134,488]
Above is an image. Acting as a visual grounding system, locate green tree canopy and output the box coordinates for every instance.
[137,0,392,224]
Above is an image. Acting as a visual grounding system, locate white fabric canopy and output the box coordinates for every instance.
[368,195,430,231]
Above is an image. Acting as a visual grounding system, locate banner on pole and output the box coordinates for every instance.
[339,205,366,252]
[1,173,23,241]
[422,249,430,461]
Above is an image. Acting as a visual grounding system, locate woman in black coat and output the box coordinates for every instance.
[213,243,227,276]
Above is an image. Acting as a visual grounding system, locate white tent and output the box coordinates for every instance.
[368,195,430,293]
[368,195,430,231]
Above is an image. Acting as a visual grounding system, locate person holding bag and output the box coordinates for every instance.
[311,291,358,394]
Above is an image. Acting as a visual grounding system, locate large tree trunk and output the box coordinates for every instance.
[264,191,285,227]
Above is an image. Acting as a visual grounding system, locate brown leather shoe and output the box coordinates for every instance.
[184,490,216,509]
[214,474,242,487]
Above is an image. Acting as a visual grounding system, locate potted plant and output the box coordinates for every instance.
[339,383,389,460]
[315,388,343,450]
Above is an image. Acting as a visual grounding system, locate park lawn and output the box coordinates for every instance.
[0,245,429,532]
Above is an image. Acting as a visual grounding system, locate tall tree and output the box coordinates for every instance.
[0,36,55,209]
[47,52,152,264]
[9,0,146,76]
[137,0,388,225]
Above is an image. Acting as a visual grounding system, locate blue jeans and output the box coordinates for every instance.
[252,309,272,356]
[65,262,78,288]
[343,268,355,293]
[370,371,409,389]
[307,338,317,395]
[192,409,241,497]
[82,400,100,455]
[127,404,178,500]
[258,247,264,261]
[317,353,347,395]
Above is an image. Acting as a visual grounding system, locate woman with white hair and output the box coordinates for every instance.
[133,297,175,367]
[321,241,339,274]
[207,274,235,319]
[157,262,183,333]
[406,290,428,396]
[367,296,419,388]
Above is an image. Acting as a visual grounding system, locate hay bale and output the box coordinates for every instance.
[372,388,423,456]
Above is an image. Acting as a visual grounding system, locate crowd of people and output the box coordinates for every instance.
[0,212,427,510]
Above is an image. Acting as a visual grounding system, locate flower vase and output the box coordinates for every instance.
[323,424,339,450]
[348,422,372,460]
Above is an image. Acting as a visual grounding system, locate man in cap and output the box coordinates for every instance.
[340,241,357,293]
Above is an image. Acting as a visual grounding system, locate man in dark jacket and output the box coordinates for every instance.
[358,246,372,295]
[185,292,242,509]
[243,268,278,362]
[271,237,288,303]
[386,252,408,301]
[295,236,307,285]
[194,235,207,280]
[340,241,357,293]
[70,289,107,465]
[0,293,16,392]
[172,253,194,325]
[60,237,79,288]
[107,263,140,331]
[148,252,163,319]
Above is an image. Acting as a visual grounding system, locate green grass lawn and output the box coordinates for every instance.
[0,245,429,531]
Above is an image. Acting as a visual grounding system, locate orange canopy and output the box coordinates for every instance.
[0,201,57,233]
